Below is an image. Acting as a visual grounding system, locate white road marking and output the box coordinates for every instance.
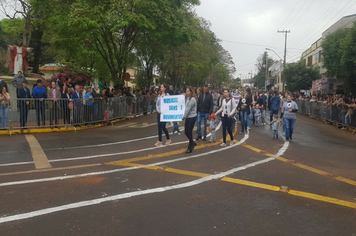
[0,122,222,168]
[0,129,245,188]
[0,134,288,224]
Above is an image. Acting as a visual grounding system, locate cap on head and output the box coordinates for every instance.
[210,114,216,119]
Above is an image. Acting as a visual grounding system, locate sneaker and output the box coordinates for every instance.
[170,132,174,135]
[283,132,285,136]
[240,132,244,135]
[174,131,178,134]
[154,141,162,147]
[230,141,234,146]
[220,143,227,147]
[341,127,346,130]
[202,136,206,141]
[272,136,275,140]
[196,135,202,140]
[178,132,181,135]
[165,139,171,146]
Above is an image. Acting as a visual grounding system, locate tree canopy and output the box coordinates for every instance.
[0,0,234,89]
[283,61,320,92]
[322,23,356,94]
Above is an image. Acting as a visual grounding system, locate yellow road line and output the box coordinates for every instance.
[25,135,52,169]
[288,190,356,209]
[240,142,356,187]
[0,164,102,177]
[221,177,281,191]
[276,157,356,187]
[115,161,356,209]
[113,162,210,178]
[105,142,221,166]
[106,128,238,166]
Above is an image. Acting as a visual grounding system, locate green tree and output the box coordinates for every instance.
[253,52,275,89]
[322,23,356,94]
[283,61,320,92]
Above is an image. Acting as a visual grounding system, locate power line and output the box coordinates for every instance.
[268,0,301,46]
[282,0,309,30]
[221,39,305,51]
[288,0,316,30]
[293,0,355,49]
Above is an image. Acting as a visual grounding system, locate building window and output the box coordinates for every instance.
[308,56,313,67]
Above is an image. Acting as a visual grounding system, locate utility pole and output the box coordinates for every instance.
[278,30,290,92]
[265,52,268,91]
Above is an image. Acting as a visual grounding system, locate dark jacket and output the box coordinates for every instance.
[17,87,31,107]
[197,92,213,114]
[237,95,252,115]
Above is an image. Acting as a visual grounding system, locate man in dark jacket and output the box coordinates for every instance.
[196,85,214,141]
[17,82,31,127]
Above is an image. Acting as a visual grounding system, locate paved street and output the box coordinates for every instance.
[0,114,355,236]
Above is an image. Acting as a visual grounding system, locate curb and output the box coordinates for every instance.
[0,117,129,136]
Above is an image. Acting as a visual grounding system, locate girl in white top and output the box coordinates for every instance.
[215,89,236,146]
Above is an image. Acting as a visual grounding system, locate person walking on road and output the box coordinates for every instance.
[281,95,299,141]
[154,84,171,147]
[269,91,281,124]
[196,84,213,141]
[215,89,236,147]
[182,87,197,153]
[237,90,251,134]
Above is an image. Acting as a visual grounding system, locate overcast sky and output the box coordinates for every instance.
[194,0,356,79]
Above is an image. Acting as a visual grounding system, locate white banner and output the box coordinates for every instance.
[160,95,186,122]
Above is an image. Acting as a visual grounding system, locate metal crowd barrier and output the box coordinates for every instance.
[3,96,152,130]
[296,100,356,128]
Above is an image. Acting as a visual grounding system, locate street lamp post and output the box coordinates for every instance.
[266,48,284,92]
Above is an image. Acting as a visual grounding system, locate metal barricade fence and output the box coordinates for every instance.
[5,96,150,130]
[296,100,356,128]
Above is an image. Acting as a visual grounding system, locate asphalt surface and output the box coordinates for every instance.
[0,113,355,236]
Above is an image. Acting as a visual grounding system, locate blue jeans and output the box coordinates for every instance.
[248,109,253,128]
[285,118,296,139]
[197,112,209,137]
[0,106,9,128]
[240,111,248,132]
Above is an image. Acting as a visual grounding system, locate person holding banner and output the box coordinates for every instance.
[154,84,171,147]
[182,87,197,153]
[215,89,236,147]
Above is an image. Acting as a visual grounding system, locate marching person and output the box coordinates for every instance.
[182,87,197,153]
[215,89,236,147]
[154,83,171,147]
[196,84,214,141]
[281,95,299,141]
[237,90,251,134]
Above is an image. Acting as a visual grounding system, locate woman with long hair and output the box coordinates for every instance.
[215,89,236,146]
[245,87,253,130]
[182,87,197,153]
[154,83,171,147]
[237,89,252,134]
